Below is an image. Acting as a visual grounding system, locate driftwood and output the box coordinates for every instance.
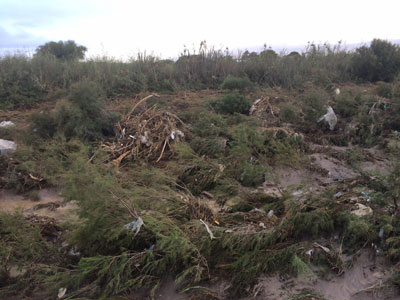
[102,94,188,165]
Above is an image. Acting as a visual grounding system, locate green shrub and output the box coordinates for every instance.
[0,55,46,109]
[302,92,327,127]
[280,103,301,123]
[377,81,393,98]
[191,112,227,138]
[235,162,267,187]
[211,92,251,115]
[190,137,226,158]
[32,81,117,141]
[334,92,360,118]
[220,75,253,91]
[339,213,374,249]
[292,209,334,239]
[351,39,400,82]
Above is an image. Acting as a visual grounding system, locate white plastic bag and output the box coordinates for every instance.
[318,106,337,131]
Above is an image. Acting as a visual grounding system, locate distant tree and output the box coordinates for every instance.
[351,39,400,82]
[260,49,278,60]
[35,40,87,61]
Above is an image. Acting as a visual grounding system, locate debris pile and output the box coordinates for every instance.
[249,97,280,125]
[24,215,62,240]
[102,94,189,164]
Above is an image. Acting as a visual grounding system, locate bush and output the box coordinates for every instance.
[190,137,226,158]
[32,81,117,141]
[191,111,227,138]
[236,162,267,187]
[351,39,400,82]
[334,92,360,118]
[302,92,328,127]
[211,92,251,115]
[377,81,393,98]
[220,76,253,91]
[280,103,301,123]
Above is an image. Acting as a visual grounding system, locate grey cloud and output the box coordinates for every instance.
[0,26,46,50]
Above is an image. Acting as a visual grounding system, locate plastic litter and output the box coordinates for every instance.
[68,247,81,257]
[334,191,344,199]
[378,228,384,238]
[267,210,274,218]
[146,244,155,251]
[58,287,67,298]
[0,121,15,128]
[200,219,216,240]
[334,88,340,95]
[313,242,331,254]
[361,191,371,202]
[124,217,144,235]
[0,139,16,155]
[170,130,184,140]
[318,106,337,131]
[351,203,373,217]
[306,249,313,256]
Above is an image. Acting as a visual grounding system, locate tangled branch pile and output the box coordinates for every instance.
[103,94,189,164]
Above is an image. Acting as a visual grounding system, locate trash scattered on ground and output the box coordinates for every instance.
[102,94,188,165]
[361,191,371,202]
[146,244,155,251]
[351,203,373,217]
[0,139,16,155]
[68,247,81,257]
[378,228,384,238]
[318,106,337,130]
[200,218,216,240]
[124,217,144,235]
[334,88,341,95]
[313,242,331,254]
[58,287,67,298]
[0,121,15,128]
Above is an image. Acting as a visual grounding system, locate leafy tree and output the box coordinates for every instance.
[351,39,400,82]
[35,40,87,61]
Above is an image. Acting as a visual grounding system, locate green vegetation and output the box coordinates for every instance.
[352,39,400,82]
[220,75,253,91]
[210,92,251,115]
[2,38,400,299]
[35,40,87,61]
[1,39,400,110]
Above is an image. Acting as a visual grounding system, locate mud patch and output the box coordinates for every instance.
[0,189,78,222]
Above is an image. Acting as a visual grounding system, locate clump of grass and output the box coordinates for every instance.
[280,102,301,124]
[210,91,251,115]
[0,212,63,290]
[334,92,360,118]
[338,213,374,250]
[302,91,328,129]
[32,81,117,141]
[220,75,253,91]
[377,81,393,98]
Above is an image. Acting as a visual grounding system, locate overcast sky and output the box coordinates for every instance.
[0,0,399,59]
